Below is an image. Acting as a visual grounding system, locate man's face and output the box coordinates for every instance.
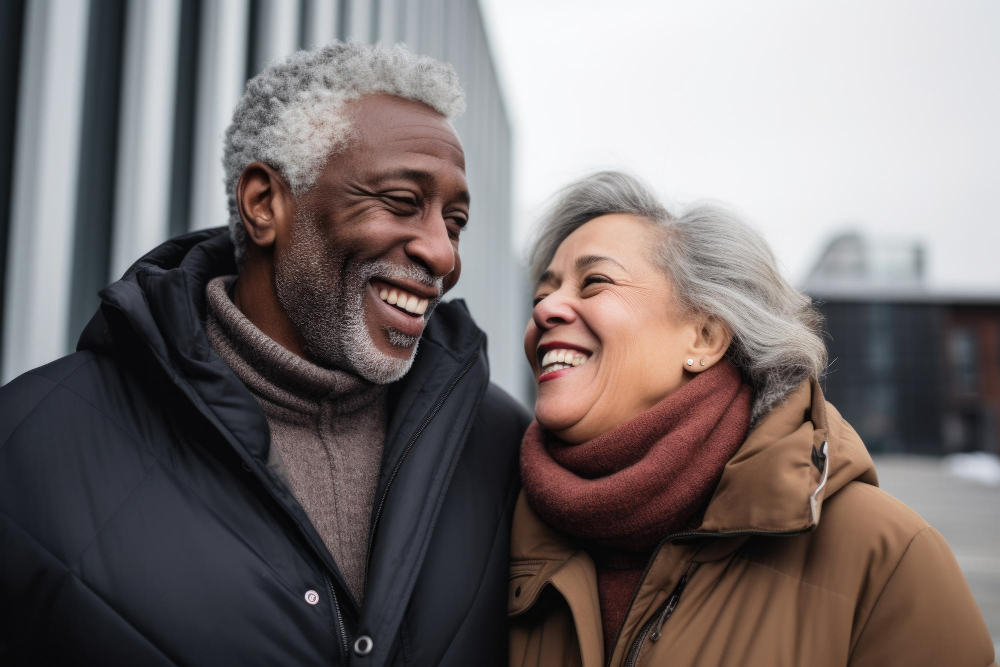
[273,94,468,383]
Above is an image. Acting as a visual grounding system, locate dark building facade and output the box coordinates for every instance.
[816,296,1000,454]
[806,233,1000,455]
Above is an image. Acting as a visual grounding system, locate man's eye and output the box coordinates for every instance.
[382,193,419,208]
[532,295,547,306]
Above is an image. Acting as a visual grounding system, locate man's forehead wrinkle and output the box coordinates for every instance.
[383,122,457,134]
[347,149,465,180]
[385,130,462,145]
[389,140,466,167]
[373,140,466,171]
[382,126,463,150]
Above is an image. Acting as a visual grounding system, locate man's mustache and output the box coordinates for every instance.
[359,260,445,311]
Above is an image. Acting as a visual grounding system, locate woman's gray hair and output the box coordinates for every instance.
[528,171,827,423]
[223,41,465,265]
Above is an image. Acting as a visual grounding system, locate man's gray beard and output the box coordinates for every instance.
[274,211,442,384]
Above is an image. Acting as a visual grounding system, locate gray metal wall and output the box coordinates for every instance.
[0,0,528,403]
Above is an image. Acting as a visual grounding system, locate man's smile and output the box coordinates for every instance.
[370,278,432,316]
[366,280,430,340]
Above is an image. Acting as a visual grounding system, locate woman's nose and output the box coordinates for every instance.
[532,292,577,329]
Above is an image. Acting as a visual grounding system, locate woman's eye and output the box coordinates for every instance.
[582,275,611,287]
[532,295,546,307]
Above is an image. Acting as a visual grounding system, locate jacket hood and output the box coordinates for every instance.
[77,227,486,464]
[512,378,878,565]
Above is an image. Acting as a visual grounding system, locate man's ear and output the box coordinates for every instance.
[686,315,733,372]
[237,162,293,250]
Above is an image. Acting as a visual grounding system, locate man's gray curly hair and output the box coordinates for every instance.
[528,171,828,423]
[223,41,466,264]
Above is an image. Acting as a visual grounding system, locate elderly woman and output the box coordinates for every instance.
[509,172,995,667]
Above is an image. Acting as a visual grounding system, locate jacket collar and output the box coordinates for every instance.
[78,228,271,457]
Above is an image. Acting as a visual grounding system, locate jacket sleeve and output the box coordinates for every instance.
[0,372,60,661]
[848,526,996,667]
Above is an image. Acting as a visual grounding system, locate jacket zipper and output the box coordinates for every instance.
[606,525,815,667]
[362,347,481,592]
[622,562,697,667]
[325,573,350,661]
[649,562,696,643]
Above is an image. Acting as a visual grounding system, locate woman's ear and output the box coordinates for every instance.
[686,315,732,372]
[237,162,293,250]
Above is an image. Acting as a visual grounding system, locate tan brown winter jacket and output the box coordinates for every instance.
[509,380,997,667]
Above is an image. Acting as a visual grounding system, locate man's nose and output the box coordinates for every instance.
[405,209,456,279]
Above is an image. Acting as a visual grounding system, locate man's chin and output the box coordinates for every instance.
[335,321,418,385]
[383,326,421,352]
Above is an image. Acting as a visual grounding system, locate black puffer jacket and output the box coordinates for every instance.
[0,228,530,666]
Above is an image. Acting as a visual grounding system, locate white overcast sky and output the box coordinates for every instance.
[479,0,1000,289]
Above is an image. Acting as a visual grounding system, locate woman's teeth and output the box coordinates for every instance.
[540,348,590,374]
[378,288,429,315]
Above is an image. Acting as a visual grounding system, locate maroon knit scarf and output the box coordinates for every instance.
[520,360,752,656]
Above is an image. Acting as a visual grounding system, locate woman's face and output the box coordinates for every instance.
[525,214,700,443]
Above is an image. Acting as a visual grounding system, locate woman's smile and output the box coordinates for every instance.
[536,342,593,382]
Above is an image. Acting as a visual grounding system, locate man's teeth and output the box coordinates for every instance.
[378,288,429,315]
[540,348,590,373]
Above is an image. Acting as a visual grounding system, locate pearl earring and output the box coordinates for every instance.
[686,358,694,367]
[700,359,706,366]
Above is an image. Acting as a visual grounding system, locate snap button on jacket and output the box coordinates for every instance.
[509,380,997,667]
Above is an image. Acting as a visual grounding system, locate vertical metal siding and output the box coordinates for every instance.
[344,0,373,43]
[2,0,92,383]
[248,0,301,78]
[301,0,339,48]
[0,0,27,358]
[167,0,203,240]
[188,0,250,232]
[375,0,397,44]
[69,0,129,343]
[110,0,182,280]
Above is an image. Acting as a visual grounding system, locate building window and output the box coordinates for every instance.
[949,326,979,393]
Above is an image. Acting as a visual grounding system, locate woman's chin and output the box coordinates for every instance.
[534,401,586,438]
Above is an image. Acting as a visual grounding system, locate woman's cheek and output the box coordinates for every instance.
[523,320,539,365]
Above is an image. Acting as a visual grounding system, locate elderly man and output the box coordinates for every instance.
[0,43,528,666]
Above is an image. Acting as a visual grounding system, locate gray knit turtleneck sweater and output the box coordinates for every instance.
[205,275,386,604]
